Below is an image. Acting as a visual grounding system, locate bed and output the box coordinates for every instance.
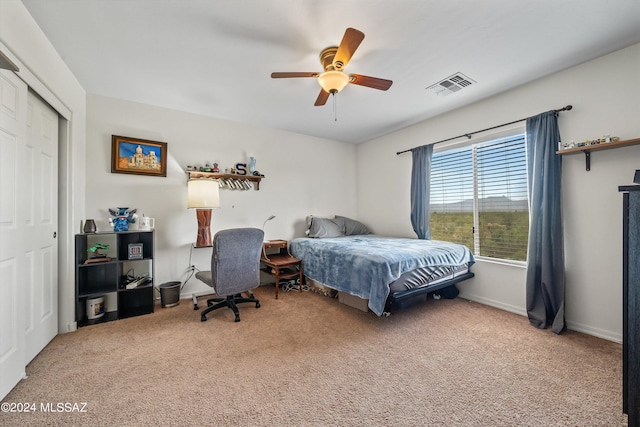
[289,216,475,316]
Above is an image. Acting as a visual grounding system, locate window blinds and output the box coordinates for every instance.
[430,134,529,262]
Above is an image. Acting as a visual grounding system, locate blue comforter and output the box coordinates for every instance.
[289,235,475,316]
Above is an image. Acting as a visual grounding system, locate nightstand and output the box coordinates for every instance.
[260,240,303,299]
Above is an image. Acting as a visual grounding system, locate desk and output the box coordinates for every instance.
[261,240,303,299]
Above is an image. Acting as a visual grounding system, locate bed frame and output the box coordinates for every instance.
[384,272,475,313]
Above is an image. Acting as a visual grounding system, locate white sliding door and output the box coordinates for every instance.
[24,89,58,363]
[0,69,28,400]
[0,71,59,401]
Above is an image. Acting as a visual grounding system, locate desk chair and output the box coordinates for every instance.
[195,228,263,322]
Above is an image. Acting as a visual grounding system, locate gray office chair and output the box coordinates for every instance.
[195,227,263,322]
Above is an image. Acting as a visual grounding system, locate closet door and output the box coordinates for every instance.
[24,90,58,364]
[0,73,59,401]
[0,70,27,400]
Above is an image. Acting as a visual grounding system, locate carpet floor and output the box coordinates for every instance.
[1,286,627,426]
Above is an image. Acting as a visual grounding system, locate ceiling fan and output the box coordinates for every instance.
[271,28,393,106]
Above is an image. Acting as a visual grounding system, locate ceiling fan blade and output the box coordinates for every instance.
[314,89,329,106]
[349,74,393,91]
[333,28,365,69]
[271,72,318,78]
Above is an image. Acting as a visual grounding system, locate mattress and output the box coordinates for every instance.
[290,235,475,315]
[388,263,471,293]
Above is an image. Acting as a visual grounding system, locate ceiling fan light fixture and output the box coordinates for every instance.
[317,70,349,94]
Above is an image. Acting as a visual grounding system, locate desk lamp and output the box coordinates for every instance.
[187,179,220,247]
[262,215,275,241]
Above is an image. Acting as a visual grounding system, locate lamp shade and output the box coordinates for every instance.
[317,70,349,93]
[187,179,220,209]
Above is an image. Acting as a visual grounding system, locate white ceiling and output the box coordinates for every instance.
[21,0,640,144]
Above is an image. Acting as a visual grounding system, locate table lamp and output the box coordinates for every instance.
[187,179,220,247]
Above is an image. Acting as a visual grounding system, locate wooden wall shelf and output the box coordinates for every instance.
[557,137,640,171]
[187,171,263,190]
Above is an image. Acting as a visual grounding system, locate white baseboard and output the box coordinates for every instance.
[460,293,527,317]
[64,321,77,333]
[180,290,214,300]
[461,293,622,344]
[565,320,622,344]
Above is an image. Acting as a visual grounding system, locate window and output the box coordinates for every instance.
[430,133,529,262]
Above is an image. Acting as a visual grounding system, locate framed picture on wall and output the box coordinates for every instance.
[111,135,167,177]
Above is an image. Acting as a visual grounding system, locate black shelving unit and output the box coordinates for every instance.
[620,184,640,426]
[75,230,155,327]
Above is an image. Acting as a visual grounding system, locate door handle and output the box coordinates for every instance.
[53,232,57,238]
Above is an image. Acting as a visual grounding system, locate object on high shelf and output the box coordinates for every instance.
[634,170,640,184]
[235,162,248,175]
[139,216,155,231]
[83,219,97,233]
[108,207,137,232]
[558,136,620,151]
[128,243,143,260]
[212,163,219,173]
[249,157,256,174]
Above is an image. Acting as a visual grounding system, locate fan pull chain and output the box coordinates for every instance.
[333,92,338,122]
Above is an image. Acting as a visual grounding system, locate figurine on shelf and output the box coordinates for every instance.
[249,156,256,175]
[212,162,219,173]
[108,207,137,232]
[85,243,111,264]
[89,243,109,257]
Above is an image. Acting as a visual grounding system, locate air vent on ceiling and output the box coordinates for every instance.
[427,73,476,97]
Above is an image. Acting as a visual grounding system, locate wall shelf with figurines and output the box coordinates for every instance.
[186,159,264,191]
[556,136,640,171]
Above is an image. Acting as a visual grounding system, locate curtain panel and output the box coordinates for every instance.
[410,144,433,239]
[525,111,565,334]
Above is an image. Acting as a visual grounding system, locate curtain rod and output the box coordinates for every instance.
[395,105,573,155]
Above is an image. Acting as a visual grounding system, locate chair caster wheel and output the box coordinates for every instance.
[193,304,199,310]
[201,316,207,322]
[256,302,261,308]
[234,316,240,322]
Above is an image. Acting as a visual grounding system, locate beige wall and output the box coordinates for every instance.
[86,94,357,297]
[357,43,640,342]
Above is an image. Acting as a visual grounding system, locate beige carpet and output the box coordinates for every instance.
[1,286,627,426]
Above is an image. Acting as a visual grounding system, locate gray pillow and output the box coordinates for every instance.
[308,216,344,238]
[334,216,371,236]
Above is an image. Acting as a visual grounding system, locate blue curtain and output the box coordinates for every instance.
[410,144,433,239]
[525,111,565,334]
